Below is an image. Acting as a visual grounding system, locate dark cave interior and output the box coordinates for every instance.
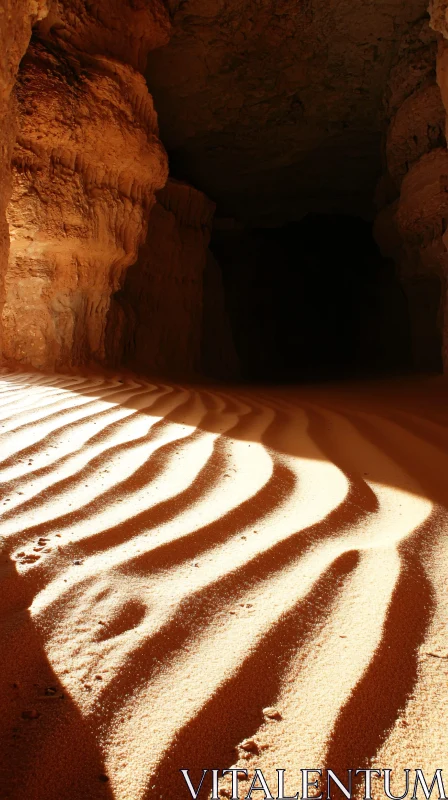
[210,214,442,383]
[2,0,447,382]
[134,0,447,385]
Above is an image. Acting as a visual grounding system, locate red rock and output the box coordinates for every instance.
[108,178,238,378]
[1,0,170,370]
[374,12,448,373]
[0,0,50,350]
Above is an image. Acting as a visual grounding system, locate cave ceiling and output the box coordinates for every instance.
[146,0,430,225]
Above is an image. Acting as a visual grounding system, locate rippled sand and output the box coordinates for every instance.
[0,370,446,800]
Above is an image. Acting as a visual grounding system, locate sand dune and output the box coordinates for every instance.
[0,370,446,800]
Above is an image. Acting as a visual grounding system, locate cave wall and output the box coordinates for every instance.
[374,11,448,371]
[1,1,448,378]
[108,178,239,379]
[428,2,448,368]
[0,0,170,370]
[145,0,429,226]
[0,0,50,358]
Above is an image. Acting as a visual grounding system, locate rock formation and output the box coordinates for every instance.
[146,0,448,374]
[428,2,448,368]
[373,15,446,371]
[373,8,448,371]
[2,0,448,377]
[0,0,49,357]
[145,0,429,226]
[108,178,239,378]
[1,0,170,369]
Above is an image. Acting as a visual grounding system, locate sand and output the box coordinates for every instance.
[0,369,446,800]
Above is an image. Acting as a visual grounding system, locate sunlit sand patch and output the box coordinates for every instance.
[0,388,190,538]
[0,385,166,489]
[104,476,430,799]
[31,399,273,612]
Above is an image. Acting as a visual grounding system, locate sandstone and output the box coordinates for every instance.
[386,83,445,188]
[385,16,439,120]
[374,12,448,373]
[146,0,428,225]
[0,0,50,358]
[430,0,448,38]
[0,0,170,370]
[396,148,448,246]
[1,0,448,378]
[109,178,238,378]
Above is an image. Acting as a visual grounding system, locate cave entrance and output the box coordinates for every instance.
[212,213,434,383]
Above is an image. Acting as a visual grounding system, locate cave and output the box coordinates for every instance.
[211,214,424,382]
[2,0,448,381]
[1,2,448,798]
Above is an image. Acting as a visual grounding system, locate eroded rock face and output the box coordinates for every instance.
[1,0,170,369]
[1,0,447,376]
[386,83,445,187]
[146,0,428,225]
[108,178,239,378]
[430,0,448,37]
[0,0,49,355]
[374,14,447,371]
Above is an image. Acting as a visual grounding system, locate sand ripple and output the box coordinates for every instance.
[0,371,446,800]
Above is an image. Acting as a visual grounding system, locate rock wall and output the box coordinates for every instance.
[108,178,239,379]
[201,249,240,379]
[1,0,170,370]
[145,0,428,226]
[374,14,447,371]
[430,2,448,367]
[2,1,446,378]
[0,0,49,358]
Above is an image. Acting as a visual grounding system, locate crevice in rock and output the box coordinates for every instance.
[106,178,238,379]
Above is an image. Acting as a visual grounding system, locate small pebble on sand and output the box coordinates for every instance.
[262,706,282,720]
[240,738,258,753]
